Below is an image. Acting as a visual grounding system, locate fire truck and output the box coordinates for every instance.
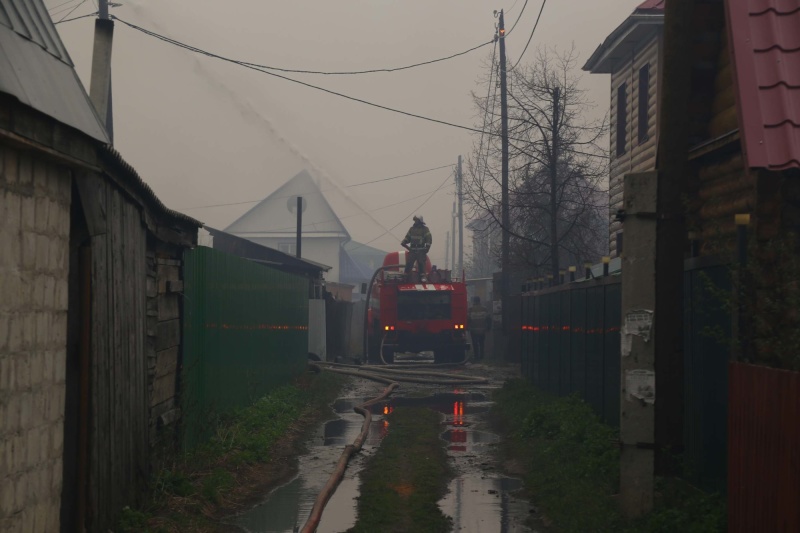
[365,250,469,364]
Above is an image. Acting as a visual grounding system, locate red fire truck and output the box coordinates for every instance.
[365,251,469,364]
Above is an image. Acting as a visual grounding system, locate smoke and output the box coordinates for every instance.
[123,0,402,247]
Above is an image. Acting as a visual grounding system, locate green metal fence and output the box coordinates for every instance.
[182,247,309,449]
[520,278,621,427]
[683,258,730,491]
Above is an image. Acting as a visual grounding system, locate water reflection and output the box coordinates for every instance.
[441,476,532,533]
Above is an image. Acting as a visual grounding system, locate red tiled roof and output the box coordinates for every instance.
[727,0,800,170]
[636,0,666,12]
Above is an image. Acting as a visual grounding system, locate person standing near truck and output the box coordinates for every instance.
[467,296,491,360]
[401,215,432,280]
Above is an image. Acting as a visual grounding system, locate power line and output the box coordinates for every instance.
[55,12,97,24]
[350,171,453,251]
[507,0,529,35]
[179,164,454,210]
[56,0,87,22]
[114,17,502,138]
[238,181,454,234]
[48,0,79,13]
[509,0,548,70]
[238,41,494,76]
[346,164,453,188]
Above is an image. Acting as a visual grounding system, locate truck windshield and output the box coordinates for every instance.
[397,292,452,320]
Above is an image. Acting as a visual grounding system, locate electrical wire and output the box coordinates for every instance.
[55,12,97,24]
[238,40,494,76]
[346,164,453,188]
[506,0,529,35]
[114,17,501,139]
[348,171,453,252]
[55,0,87,22]
[48,0,79,13]
[509,0,547,70]
[179,164,453,210]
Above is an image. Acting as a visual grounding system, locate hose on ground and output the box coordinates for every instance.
[299,361,487,533]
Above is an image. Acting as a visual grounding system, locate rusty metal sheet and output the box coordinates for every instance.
[728,362,800,532]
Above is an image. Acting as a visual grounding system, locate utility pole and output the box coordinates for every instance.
[296,196,302,258]
[89,0,114,142]
[550,88,560,279]
[457,155,464,275]
[451,201,456,275]
[445,231,451,270]
[498,11,510,331]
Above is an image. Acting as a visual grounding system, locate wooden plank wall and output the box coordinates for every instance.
[608,32,661,256]
[88,178,148,531]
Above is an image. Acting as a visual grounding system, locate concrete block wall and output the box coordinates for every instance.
[0,145,71,531]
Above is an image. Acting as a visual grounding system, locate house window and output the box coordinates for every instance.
[278,242,297,255]
[616,83,627,157]
[638,64,650,145]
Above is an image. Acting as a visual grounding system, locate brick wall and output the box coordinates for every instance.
[0,144,71,531]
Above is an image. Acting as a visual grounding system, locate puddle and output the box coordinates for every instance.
[228,396,386,533]
[230,373,536,533]
[440,476,535,532]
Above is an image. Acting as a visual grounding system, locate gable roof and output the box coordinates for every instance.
[727,0,800,170]
[0,0,108,142]
[225,170,350,239]
[206,226,331,277]
[582,0,665,74]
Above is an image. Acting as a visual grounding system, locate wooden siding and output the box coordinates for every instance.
[87,179,149,531]
[708,27,738,138]
[691,150,752,250]
[608,32,662,256]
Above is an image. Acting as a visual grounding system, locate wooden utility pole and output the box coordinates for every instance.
[498,10,510,331]
[457,155,464,275]
[89,0,114,141]
[296,196,302,258]
[549,88,560,279]
[451,201,456,274]
[445,231,451,270]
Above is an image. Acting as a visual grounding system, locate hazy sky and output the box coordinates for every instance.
[53,0,638,266]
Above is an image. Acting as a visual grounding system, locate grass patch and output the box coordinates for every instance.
[491,379,726,533]
[119,370,349,532]
[348,407,453,533]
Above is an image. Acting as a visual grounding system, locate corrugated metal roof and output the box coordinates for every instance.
[98,145,202,228]
[727,0,800,170]
[0,0,108,142]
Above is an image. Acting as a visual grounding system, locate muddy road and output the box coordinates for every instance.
[226,356,539,533]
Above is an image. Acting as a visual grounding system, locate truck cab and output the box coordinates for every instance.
[367,251,469,364]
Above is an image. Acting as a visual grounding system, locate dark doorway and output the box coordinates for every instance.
[61,178,91,532]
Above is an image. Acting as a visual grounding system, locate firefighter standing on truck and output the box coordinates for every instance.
[401,215,432,279]
[468,296,491,361]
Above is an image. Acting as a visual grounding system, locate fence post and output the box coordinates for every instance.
[619,172,658,517]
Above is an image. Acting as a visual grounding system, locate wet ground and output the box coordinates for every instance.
[227,355,538,532]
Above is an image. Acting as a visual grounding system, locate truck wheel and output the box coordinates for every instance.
[433,347,451,364]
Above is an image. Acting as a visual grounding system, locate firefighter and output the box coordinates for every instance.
[467,296,491,360]
[401,215,432,279]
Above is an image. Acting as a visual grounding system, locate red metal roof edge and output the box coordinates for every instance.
[635,0,665,13]
[726,0,800,171]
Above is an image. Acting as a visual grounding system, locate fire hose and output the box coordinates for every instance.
[299,362,489,533]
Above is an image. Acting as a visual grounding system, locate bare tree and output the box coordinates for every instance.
[465,46,609,280]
